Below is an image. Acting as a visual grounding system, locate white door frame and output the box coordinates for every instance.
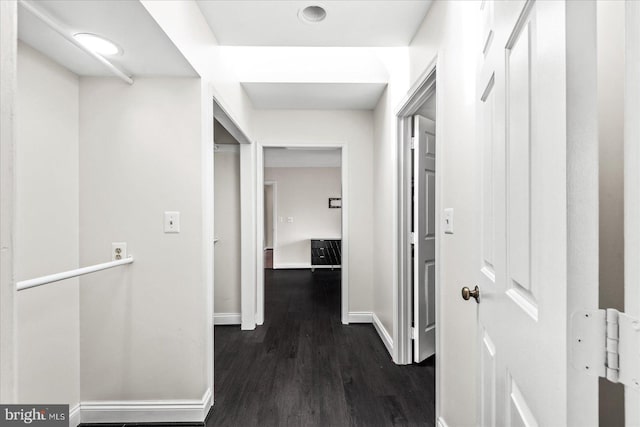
[625,2,640,424]
[256,142,349,325]
[212,99,256,332]
[0,0,17,403]
[263,181,277,252]
[394,55,440,393]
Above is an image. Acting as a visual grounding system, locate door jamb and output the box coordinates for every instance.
[212,99,256,331]
[394,54,441,411]
[263,181,277,254]
[257,142,349,325]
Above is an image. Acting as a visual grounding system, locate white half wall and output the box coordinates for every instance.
[15,41,80,410]
[79,77,208,409]
[253,110,373,313]
[214,149,241,316]
[264,167,341,268]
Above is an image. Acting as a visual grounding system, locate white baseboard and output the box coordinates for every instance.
[214,313,241,325]
[372,313,393,356]
[69,403,80,427]
[273,262,342,270]
[437,416,449,427]
[347,311,373,323]
[80,388,212,424]
[273,262,310,269]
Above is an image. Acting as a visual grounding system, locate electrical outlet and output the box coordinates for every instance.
[112,242,127,261]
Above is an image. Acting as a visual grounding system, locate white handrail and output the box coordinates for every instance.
[18,0,134,85]
[16,257,134,291]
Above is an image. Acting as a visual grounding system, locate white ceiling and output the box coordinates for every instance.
[264,148,341,168]
[196,1,433,47]
[18,1,197,77]
[242,82,387,110]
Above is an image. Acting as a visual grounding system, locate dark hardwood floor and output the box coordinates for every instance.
[209,269,435,427]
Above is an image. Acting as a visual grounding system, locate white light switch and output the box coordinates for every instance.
[443,208,454,234]
[164,211,180,233]
[287,217,294,223]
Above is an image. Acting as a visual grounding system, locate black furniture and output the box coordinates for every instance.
[310,239,341,271]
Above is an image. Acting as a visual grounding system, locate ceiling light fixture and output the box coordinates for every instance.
[298,5,327,24]
[73,33,121,56]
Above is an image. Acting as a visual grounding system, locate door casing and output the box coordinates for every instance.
[395,56,441,412]
[256,142,349,326]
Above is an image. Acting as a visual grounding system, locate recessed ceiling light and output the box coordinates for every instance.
[73,33,121,56]
[299,5,327,24]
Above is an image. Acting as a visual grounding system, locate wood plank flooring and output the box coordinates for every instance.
[209,269,435,427]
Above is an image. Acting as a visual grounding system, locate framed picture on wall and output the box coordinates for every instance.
[328,198,342,208]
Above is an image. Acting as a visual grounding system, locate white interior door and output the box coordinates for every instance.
[625,2,640,425]
[474,1,599,426]
[413,114,436,363]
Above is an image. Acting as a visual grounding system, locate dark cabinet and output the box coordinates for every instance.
[311,239,341,271]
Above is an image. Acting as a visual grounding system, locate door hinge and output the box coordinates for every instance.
[411,137,416,150]
[410,232,416,245]
[571,308,640,390]
[411,327,416,340]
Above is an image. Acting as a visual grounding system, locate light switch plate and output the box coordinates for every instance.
[164,211,180,233]
[287,217,294,223]
[443,208,454,234]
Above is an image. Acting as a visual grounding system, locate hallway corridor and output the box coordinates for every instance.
[211,269,435,426]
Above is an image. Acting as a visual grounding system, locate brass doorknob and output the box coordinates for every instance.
[461,285,480,303]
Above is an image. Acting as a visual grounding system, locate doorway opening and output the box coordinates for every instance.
[257,144,348,325]
[396,58,439,415]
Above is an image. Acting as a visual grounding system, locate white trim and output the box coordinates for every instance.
[273,263,312,269]
[255,144,265,326]
[273,263,341,270]
[264,180,277,260]
[240,141,257,331]
[256,141,349,326]
[626,3,640,425]
[348,312,373,323]
[436,416,449,427]
[372,313,393,356]
[79,388,213,424]
[0,0,17,403]
[213,313,241,325]
[69,403,80,427]
[396,56,442,422]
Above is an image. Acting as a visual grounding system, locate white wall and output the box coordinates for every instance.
[264,167,341,268]
[254,110,373,313]
[15,42,80,411]
[371,53,409,343]
[214,149,241,316]
[408,2,478,426]
[79,77,207,403]
[597,1,625,425]
[141,0,254,138]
